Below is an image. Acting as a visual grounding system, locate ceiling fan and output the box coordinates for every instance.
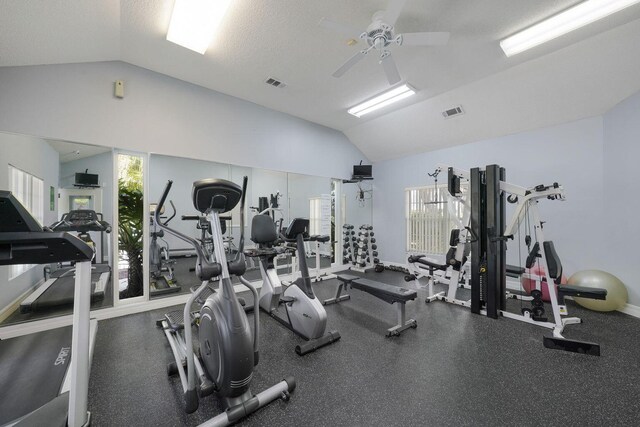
[319,0,450,85]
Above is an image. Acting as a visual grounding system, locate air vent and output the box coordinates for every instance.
[265,77,286,88]
[442,106,464,119]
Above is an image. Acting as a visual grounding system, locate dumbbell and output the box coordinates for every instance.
[370,238,376,244]
[372,251,378,257]
[372,244,377,250]
[373,258,380,264]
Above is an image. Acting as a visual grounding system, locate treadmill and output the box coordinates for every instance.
[20,209,112,313]
[0,190,97,427]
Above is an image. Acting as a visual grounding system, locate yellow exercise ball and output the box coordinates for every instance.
[568,270,628,312]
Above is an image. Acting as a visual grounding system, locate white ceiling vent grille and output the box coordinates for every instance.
[442,106,464,119]
[265,77,286,88]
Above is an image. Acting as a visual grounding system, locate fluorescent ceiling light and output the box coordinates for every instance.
[500,0,640,57]
[166,0,233,54]
[348,84,416,118]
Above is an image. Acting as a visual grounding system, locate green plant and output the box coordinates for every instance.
[118,155,144,298]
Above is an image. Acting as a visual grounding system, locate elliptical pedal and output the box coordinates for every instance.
[164,309,188,331]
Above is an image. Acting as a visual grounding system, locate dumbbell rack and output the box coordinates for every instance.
[342,224,356,265]
[350,224,380,273]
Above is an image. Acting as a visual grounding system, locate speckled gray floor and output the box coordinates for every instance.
[88,269,640,426]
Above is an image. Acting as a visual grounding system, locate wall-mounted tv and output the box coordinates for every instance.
[74,172,99,187]
[353,164,373,179]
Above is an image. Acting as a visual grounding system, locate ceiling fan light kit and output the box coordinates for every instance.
[348,84,416,117]
[320,0,450,86]
[500,0,640,56]
[166,0,234,54]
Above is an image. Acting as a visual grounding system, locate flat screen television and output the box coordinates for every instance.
[75,172,99,187]
[353,164,373,179]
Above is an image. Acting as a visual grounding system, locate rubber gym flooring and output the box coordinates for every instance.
[88,269,640,426]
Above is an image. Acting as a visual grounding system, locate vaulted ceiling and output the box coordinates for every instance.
[1,0,639,161]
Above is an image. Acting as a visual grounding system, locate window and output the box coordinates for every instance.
[405,183,468,255]
[309,195,331,236]
[8,164,44,279]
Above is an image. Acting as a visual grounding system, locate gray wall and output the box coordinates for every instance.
[373,116,606,282]
[0,133,60,308]
[0,61,367,180]
[603,91,640,305]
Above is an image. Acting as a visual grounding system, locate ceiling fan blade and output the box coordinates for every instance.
[318,17,362,40]
[383,0,408,26]
[401,32,450,46]
[333,51,367,78]
[381,53,401,85]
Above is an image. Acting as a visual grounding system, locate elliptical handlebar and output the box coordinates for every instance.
[156,180,172,221]
[165,200,177,225]
[236,176,248,258]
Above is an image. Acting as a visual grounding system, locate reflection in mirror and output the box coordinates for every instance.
[287,173,333,274]
[340,180,374,268]
[236,165,289,281]
[0,133,114,326]
[117,153,145,299]
[148,154,231,299]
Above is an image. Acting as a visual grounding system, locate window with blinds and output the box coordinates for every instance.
[8,164,44,279]
[405,183,468,255]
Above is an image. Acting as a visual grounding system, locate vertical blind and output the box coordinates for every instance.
[8,164,45,279]
[405,183,468,254]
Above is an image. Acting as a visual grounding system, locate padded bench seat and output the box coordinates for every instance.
[506,264,526,277]
[408,255,448,272]
[350,278,417,304]
[324,274,417,337]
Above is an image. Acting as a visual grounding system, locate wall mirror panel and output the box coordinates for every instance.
[287,173,334,271]
[147,154,231,299]
[0,132,115,326]
[340,180,374,267]
[236,165,289,281]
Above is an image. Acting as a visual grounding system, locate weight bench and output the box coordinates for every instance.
[324,274,417,337]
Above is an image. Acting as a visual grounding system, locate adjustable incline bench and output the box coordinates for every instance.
[324,274,417,337]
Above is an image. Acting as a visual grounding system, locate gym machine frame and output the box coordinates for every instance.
[469,164,605,355]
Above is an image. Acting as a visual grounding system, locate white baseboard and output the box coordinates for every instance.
[619,303,640,318]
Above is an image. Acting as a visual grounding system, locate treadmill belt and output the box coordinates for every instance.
[50,263,111,278]
[0,326,71,424]
[25,270,108,313]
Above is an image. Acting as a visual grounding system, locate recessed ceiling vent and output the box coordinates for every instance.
[442,106,464,119]
[265,77,286,88]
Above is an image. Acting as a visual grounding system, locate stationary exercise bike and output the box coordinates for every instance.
[244,215,341,355]
[155,178,295,426]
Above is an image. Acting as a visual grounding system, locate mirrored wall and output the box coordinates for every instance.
[0,132,115,326]
[0,131,373,324]
[146,155,342,299]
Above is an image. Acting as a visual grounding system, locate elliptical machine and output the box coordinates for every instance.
[155,177,295,426]
[149,201,180,296]
[244,215,341,355]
